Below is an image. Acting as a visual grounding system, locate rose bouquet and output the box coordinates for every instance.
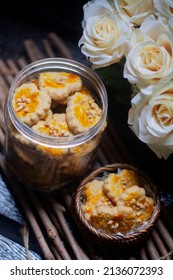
[78,0,173,160]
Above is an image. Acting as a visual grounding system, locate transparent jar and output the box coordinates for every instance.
[4,58,108,192]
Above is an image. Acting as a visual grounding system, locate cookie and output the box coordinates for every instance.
[82,170,155,234]
[13,82,51,126]
[119,185,146,202]
[32,113,72,137]
[57,84,92,105]
[117,169,141,188]
[66,92,102,134]
[90,205,135,234]
[118,186,154,226]
[82,179,112,220]
[103,173,126,204]
[38,71,82,102]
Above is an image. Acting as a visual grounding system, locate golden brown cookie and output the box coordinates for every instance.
[38,71,82,102]
[13,82,51,126]
[82,179,112,220]
[103,173,126,204]
[66,92,102,134]
[32,113,73,137]
[90,205,136,234]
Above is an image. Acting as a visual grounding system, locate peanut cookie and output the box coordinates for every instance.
[117,169,141,188]
[82,170,155,234]
[119,185,145,203]
[103,173,126,204]
[117,186,154,227]
[66,92,102,134]
[32,113,72,137]
[82,179,112,220]
[13,82,51,126]
[134,196,154,226]
[38,71,82,102]
[57,84,92,105]
[90,205,136,234]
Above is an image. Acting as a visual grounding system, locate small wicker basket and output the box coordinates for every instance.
[74,163,161,248]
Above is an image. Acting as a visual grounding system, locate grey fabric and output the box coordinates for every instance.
[0,234,41,260]
[0,174,24,224]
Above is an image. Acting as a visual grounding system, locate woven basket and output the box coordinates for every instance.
[74,163,161,248]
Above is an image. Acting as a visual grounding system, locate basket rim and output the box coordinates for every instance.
[74,163,161,243]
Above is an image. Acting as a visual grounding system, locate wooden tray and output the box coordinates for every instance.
[0,32,173,260]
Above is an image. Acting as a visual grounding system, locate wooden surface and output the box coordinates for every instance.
[0,32,173,260]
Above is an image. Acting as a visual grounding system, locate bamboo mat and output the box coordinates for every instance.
[0,32,173,260]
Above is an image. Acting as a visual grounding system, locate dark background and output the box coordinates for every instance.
[0,1,87,60]
[0,1,172,217]
[0,1,172,260]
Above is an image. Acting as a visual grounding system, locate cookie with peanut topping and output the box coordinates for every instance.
[66,92,102,134]
[13,82,51,126]
[103,169,141,204]
[38,71,82,102]
[92,205,135,220]
[134,196,154,226]
[119,185,145,203]
[32,113,71,157]
[90,205,136,234]
[82,169,155,234]
[57,84,92,105]
[117,169,141,188]
[103,173,127,204]
[117,186,154,227]
[82,179,112,220]
[32,113,73,137]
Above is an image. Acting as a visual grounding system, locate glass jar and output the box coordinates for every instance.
[4,58,108,192]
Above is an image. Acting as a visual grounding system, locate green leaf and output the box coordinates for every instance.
[96,62,132,106]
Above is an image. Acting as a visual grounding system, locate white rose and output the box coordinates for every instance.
[81,0,113,28]
[78,0,131,69]
[154,0,173,30]
[113,0,154,26]
[128,82,173,159]
[124,15,173,95]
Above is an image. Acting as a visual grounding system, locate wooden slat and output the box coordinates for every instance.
[17,57,28,69]
[0,109,5,132]
[6,59,19,75]
[0,128,5,149]
[145,238,160,260]
[49,32,74,60]
[26,190,71,260]
[152,229,171,260]
[139,246,148,260]
[0,74,9,99]
[43,38,56,58]
[47,195,89,260]
[0,60,14,85]
[24,39,44,62]
[157,220,173,253]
